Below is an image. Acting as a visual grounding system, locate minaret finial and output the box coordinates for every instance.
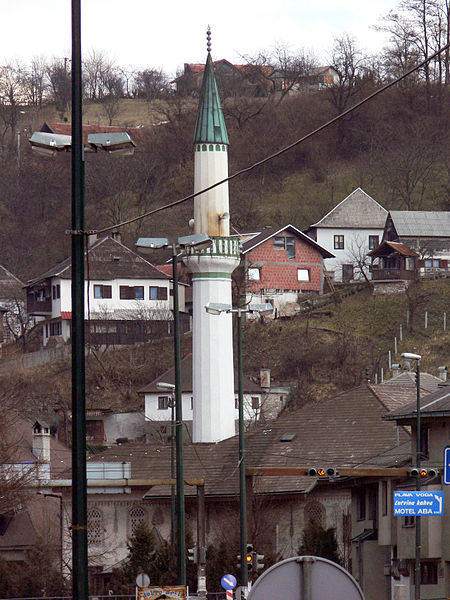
[206,25,211,54]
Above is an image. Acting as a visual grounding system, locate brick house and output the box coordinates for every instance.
[236,225,334,316]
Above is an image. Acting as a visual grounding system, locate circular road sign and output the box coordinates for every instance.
[135,573,150,588]
[247,556,364,600]
[221,574,237,590]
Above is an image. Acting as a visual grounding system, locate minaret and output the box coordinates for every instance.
[184,28,240,443]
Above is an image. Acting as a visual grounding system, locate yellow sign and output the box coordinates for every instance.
[138,586,187,600]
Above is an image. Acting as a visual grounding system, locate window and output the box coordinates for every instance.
[52,284,60,300]
[403,515,415,527]
[49,321,62,336]
[158,396,169,410]
[120,286,144,300]
[248,268,261,281]
[251,396,260,410]
[334,235,344,249]
[94,284,112,299]
[304,500,326,527]
[357,489,366,520]
[273,236,295,258]
[381,481,388,516]
[342,264,354,282]
[149,286,168,300]
[297,269,310,282]
[368,235,379,250]
[129,505,146,535]
[190,397,194,410]
[87,508,104,545]
[235,397,239,409]
[286,237,295,259]
[420,426,430,460]
[418,561,438,585]
[424,259,440,268]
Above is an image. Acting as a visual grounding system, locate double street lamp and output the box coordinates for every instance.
[136,233,212,585]
[205,302,272,598]
[401,352,422,600]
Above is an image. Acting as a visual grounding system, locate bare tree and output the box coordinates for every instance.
[0,62,26,156]
[20,56,48,108]
[46,58,71,118]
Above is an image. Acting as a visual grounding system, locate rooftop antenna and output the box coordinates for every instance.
[207,25,211,54]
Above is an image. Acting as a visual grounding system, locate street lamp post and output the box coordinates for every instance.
[402,352,422,600]
[205,302,272,598]
[157,381,177,546]
[136,234,212,585]
[37,491,64,578]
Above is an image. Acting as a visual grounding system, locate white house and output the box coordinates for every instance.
[305,188,388,283]
[139,354,287,439]
[25,236,188,347]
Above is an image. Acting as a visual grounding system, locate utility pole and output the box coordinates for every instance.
[197,484,207,598]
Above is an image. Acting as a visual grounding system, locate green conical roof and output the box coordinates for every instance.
[193,53,229,145]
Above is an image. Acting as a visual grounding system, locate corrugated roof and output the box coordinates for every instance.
[138,353,262,394]
[26,237,170,286]
[241,224,334,258]
[384,383,450,420]
[308,188,387,229]
[368,240,418,257]
[91,383,412,498]
[389,211,450,237]
[193,53,229,145]
[0,265,23,299]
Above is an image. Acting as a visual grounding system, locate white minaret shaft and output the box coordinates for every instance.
[185,38,239,443]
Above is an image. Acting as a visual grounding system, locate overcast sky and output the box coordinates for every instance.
[2,0,395,76]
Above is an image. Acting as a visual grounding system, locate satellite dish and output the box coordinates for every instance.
[248,556,364,600]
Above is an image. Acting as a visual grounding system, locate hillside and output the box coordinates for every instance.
[2,279,448,418]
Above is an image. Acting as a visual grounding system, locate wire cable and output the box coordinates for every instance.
[83,41,450,238]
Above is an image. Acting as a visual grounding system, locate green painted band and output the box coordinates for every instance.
[192,272,232,279]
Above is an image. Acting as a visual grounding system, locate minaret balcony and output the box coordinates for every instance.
[189,236,241,258]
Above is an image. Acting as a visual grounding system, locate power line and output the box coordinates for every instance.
[87,41,450,238]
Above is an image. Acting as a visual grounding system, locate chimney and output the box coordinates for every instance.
[438,366,448,382]
[260,368,271,389]
[111,231,121,244]
[88,233,98,247]
[32,421,51,463]
[391,363,401,377]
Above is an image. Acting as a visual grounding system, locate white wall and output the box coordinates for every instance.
[144,391,262,423]
[315,228,384,281]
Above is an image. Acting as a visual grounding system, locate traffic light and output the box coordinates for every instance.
[307,467,339,478]
[246,543,254,571]
[408,468,438,478]
[253,551,265,571]
[188,546,198,564]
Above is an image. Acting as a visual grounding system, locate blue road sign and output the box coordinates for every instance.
[221,575,237,590]
[444,447,450,485]
[394,491,444,516]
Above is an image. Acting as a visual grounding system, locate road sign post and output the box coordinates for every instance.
[444,447,450,485]
[393,491,444,516]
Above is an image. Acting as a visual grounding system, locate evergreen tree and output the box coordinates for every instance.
[298,520,341,565]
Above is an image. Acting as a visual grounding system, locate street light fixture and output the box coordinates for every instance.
[157,381,177,546]
[136,233,212,585]
[401,351,422,600]
[205,301,273,598]
[29,131,136,156]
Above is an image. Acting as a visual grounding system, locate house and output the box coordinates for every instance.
[380,211,450,276]
[348,380,450,600]
[139,354,286,439]
[368,241,419,293]
[173,60,274,97]
[237,224,334,316]
[25,235,188,347]
[0,413,71,564]
[271,65,339,92]
[305,188,388,283]
[39,378,420,592]
[0,264,26,345]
